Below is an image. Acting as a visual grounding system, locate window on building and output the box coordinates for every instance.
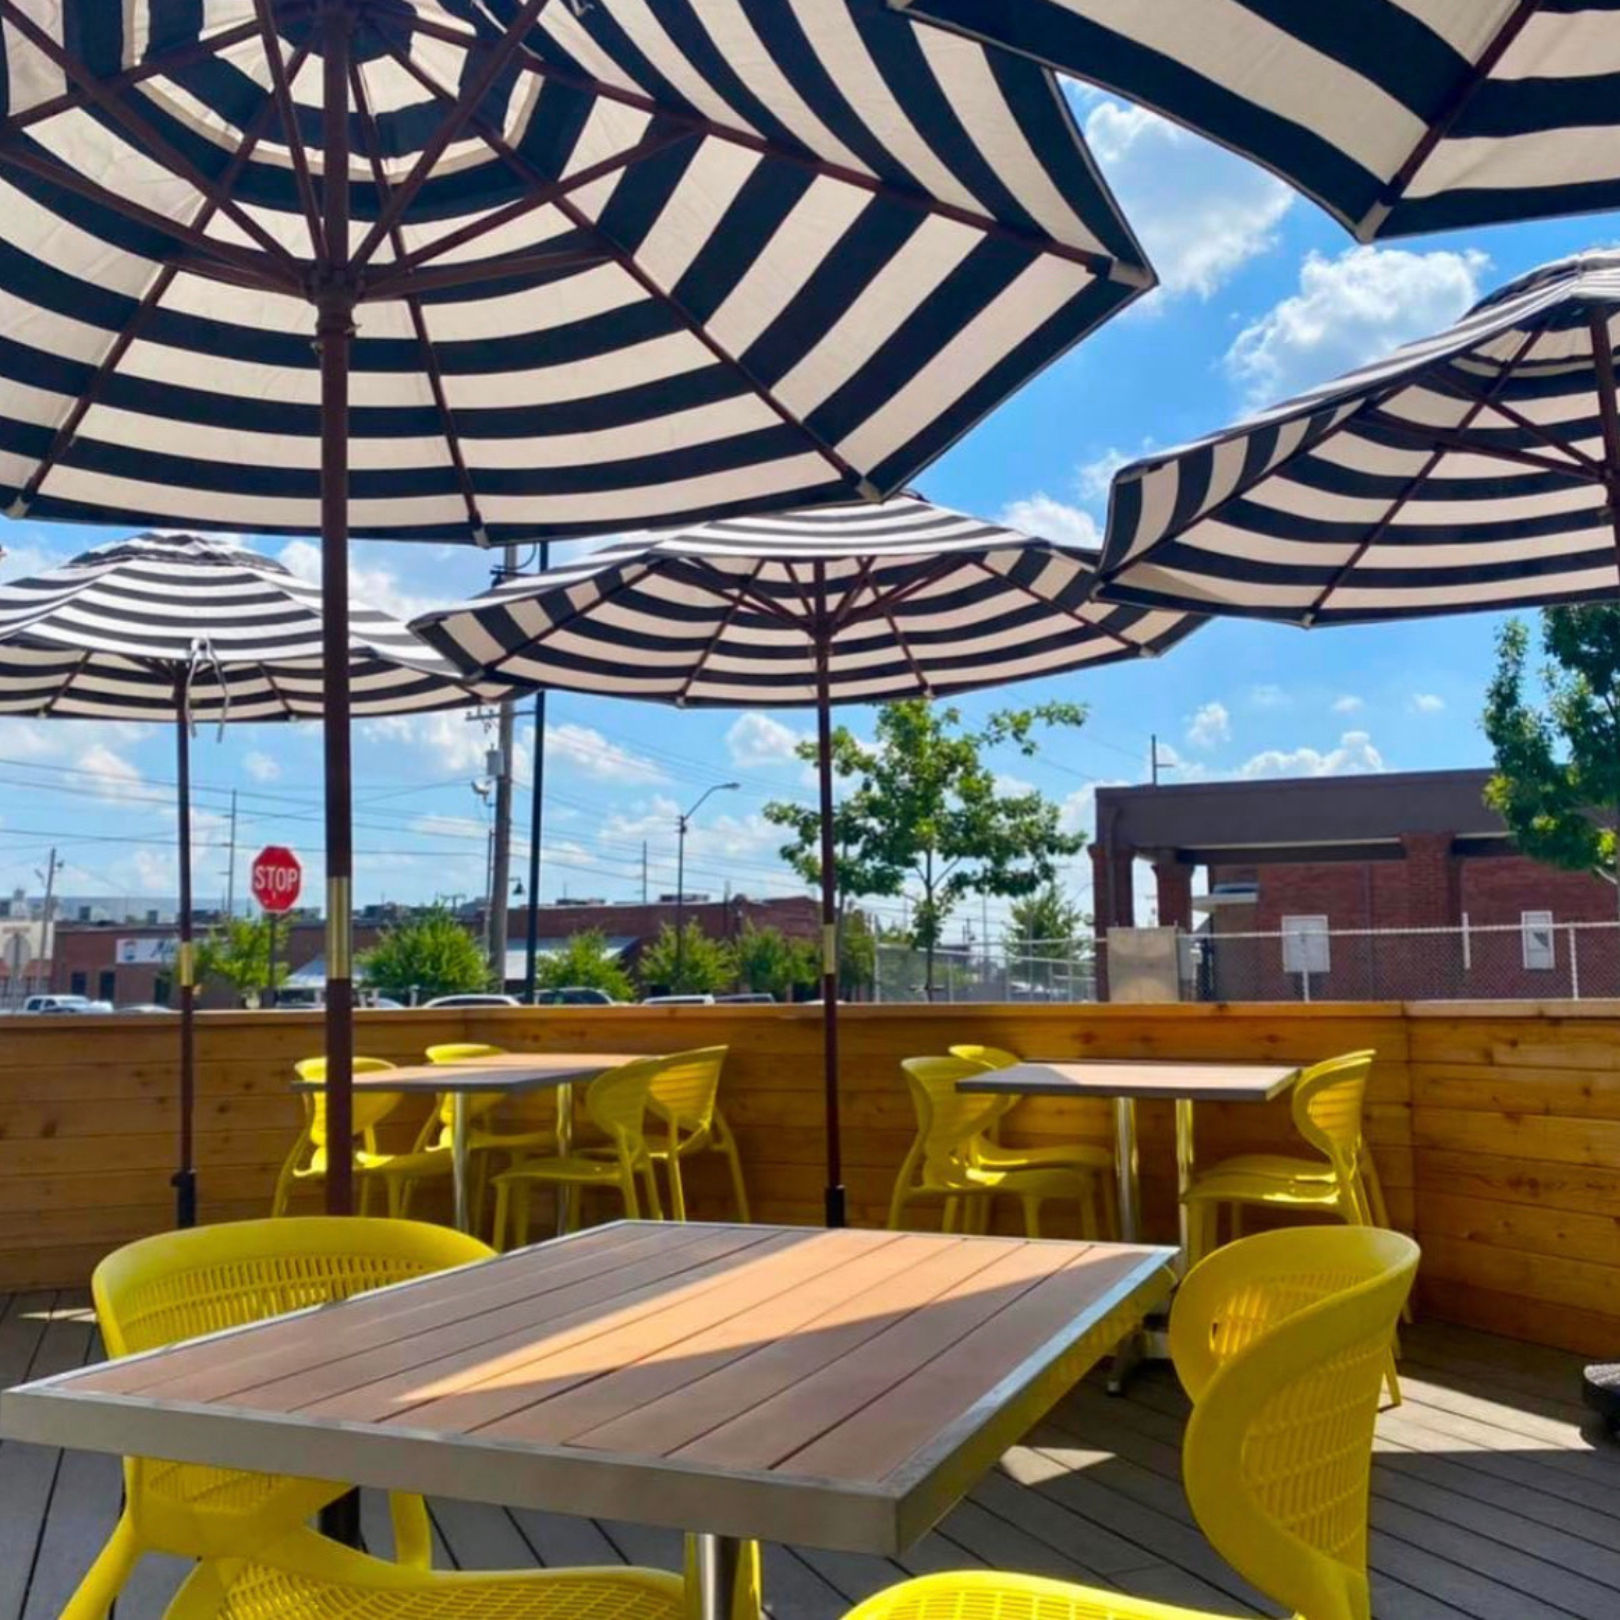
[1281,914,1330,976]
[69,970,87,995]
[1522,910,1556,971]
[98,969,116,1003]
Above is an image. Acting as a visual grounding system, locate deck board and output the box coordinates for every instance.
[2,1290,1617,1620]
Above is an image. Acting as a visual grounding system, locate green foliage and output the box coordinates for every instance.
[764,699,1087,991]
[734,923,817,1002]
[837,908,878,1001]
[637,921,737,995]
[196,915,287,1003]
[534,930,634,1001]
[1483,607,1620,887]
[1008,884,1090,990]
[360,907,490,1001]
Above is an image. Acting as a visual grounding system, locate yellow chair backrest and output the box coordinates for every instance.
[584,1055,663,1157]
[900,1056,1006,1177]
[948,1044,1021,1070]
[424,1043,510,1134]
[1175,1227,1418,1620]
[646,1046,728,1132]
[95,1216,494,1358]
[293,1056,400,1149]
[1291,1050,1374,1180]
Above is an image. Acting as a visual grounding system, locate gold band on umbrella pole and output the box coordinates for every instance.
[822,923,838,977]
[326,876,352,979]
[177,942,195,989]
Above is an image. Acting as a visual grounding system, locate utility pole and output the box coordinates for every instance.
[1150,732,1160,787]
[224,789,238,915]
[641,841,648,904]
[674,782,739,987]
[522,540,550,1005]
[37,847,60,993]
[487,545,518,993]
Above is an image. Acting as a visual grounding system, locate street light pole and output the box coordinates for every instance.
[673,782,739,989]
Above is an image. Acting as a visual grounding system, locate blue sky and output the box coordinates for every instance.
[2,86,1614,938]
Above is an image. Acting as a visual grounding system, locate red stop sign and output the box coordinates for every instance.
[251,846,302,914]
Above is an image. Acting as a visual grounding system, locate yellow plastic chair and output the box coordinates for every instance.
[491,1055,665,1247]
[164,1524,763,1620]
[888,1057,1110,1240]
[844,1225,1419,1620]
[640,1045,749,1221]
[64,1217,494,1620]
[1181,1051,1383,1266]
[946,1043,1115,1224]
[423,1043,558,1226]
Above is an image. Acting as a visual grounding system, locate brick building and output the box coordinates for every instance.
[1091,770,1620,1001]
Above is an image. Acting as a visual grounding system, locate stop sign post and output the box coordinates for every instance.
[252,847,301,1006]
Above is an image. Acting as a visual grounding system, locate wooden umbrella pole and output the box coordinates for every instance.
[813,564,846,1229]
[317,0,356,1218]
[171,678,197,1229]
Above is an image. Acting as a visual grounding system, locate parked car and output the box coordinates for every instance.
[640,993,715,1006]
[422,992,521,1009]
[20,994,106,1015]
[533,986,618,1006]
[114,1003,176,1015]
[715,992,776,1004]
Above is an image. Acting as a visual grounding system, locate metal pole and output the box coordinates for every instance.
[38,846,58,993]
[224,789,238,916]
[522,544,549,1003]
[814,566,845,1229]
[316,0,356,1219]
[265,911,277,1010]
[172,700,197,1229]
[674,814,688,989]
[1571,924,1581,1001]
[489,544,517,992]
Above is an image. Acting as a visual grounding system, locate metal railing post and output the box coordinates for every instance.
[1570,924,1580,1000]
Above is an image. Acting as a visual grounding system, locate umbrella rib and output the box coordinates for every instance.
[1585,311,1620,582]
[1301,324,1547,623]
[373,29,872,497]
[1358,1,1545,239]
[0,0,303,280]
[966,556,1144,656]
[1431,372,1609,477]
[254,0,324,260]
[824,558,881,635]
[37,650,93,716]
[13,41,315,517]
[357,246,611,301]
[374,129,698,282]
[392,8,1137,285]
[674,558,772,706]
[348,0,556,276]
[348,62,485,545]
[3,15,276,136]
[1365,411,1606,481]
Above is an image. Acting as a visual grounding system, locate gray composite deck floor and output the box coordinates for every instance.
[3,1288,1619,1620]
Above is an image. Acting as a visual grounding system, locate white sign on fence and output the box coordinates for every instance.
[1281,915,1330,976]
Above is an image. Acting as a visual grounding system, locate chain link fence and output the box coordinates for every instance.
[876,919,1620,1003]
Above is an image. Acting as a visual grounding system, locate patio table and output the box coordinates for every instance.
[293,1054,639,1234]
[0,1221,1175,1618]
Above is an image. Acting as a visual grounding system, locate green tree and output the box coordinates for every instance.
[360,907,490,1002]
[1008,884,1088,990]
[734,923,817,1002]
[765,699,1087,994]
[637,921,737,995]
[535,930,634,1002]
[1484,607,1620,903]
[837,908,878,1002]
[196,915,288,1006]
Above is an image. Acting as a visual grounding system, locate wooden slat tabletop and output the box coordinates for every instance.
[0,1223,1174,1554]
[959,1061,1300,1103]
[290,1054,640,1093]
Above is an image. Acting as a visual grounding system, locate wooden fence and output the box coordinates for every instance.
[0,999,1613,1355]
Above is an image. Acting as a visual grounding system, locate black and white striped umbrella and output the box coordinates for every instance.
[0,531,495,1228]
[416,493,1201,1224]
[898,1,1620,241]
[1096,250,1620,626]
[0,1,1154,1215]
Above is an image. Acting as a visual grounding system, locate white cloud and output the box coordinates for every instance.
[277,539,437,625]
[1239,729,1384,779]
[1225,245,1489,404]
[243,750,280,783]
[998,493,1101,549]
[1411,692,1446,714]
[1185,700,1231,750]
[1077,447,1134,504]
[361,710,496,776]
[76,743,146,804]
[1151,740,1207,782]
[1081,97,1293,301]
[725,713,806,770]
[544,722,665,785]
[1332,694,1364,714]
[412,813,487,840]
[994,772,1037,799]
[1249,684,1289,709]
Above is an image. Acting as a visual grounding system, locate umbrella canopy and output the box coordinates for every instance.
[0,531,496,1226]
[1094,250,1620,627]
[415,492,1201,1224]
[896,1,1620,241]
[0,0,1154,1214]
